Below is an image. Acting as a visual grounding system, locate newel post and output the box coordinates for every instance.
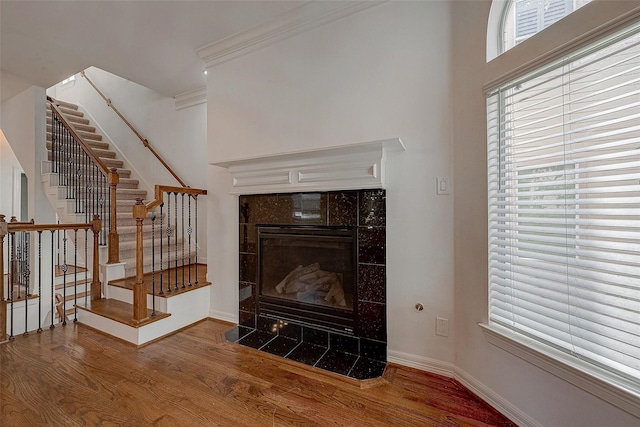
[91,215,102,301]
[132,199,147,321]
[108,168,120,264]
[0,215,7,342]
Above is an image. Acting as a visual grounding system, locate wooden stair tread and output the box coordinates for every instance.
[55,280,91,290]
[55,265,87,277]
[108,264,209,297]
[76,298,170,327]
[48,98,78,110]
[6,294,39,303]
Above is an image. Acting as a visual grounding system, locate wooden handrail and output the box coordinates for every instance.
[80,71,188,188]
[48,99,111,177]
[145,185,207,211]
[0,214,103,340]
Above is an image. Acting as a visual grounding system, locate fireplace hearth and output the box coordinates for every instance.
[227,190,387,380]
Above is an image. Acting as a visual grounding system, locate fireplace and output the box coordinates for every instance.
[228,189,387,380]
[258,225,357,333]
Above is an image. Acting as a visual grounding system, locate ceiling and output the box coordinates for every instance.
[0,0,306,103]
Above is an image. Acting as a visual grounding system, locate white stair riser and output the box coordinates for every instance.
[77,286,211,346]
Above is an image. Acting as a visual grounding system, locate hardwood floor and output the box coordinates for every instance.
[1,320,516,426]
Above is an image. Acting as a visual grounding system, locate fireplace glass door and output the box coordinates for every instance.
[258,226,356,332]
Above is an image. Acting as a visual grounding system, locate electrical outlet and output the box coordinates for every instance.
[436,317,449,337]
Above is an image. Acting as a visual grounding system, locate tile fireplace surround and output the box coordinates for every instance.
[225,190,387,380]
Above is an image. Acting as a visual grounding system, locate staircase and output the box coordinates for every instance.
[39,98,210,345]
[43,100,193,278]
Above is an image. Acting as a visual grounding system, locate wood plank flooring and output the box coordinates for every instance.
[0,320,517,426]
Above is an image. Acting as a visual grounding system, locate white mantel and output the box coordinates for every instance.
[210,138,405,195]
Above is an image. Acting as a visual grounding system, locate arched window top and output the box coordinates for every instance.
[487,0,592,61]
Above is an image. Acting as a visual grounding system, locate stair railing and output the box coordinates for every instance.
[48,98,120,264]
[80,71,188,187]
[0,214,102,342]
[131,186,206,322]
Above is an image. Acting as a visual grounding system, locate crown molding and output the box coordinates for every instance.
[196,1,385,68]
[174,86,207,110]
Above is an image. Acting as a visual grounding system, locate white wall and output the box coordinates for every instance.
[48,67,209,261]
[452,1,640,426]
[0,130,24,219]
[1,86,55,323]
[205,1,640,426]
[0,86,54,224]
[207,2,455,364]
[49,67,207,192]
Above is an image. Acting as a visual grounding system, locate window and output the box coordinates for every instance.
[501,0,592,53]
[487,21,640,389]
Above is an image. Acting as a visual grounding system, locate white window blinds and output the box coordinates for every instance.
[515,0,573,43]
[487,23,640,381]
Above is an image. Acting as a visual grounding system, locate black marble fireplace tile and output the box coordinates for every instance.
[257,315,280,334]
[286,342,327,366]
[358,227,386,265]
[245,194,307,224]
[357,302,387,342]
[278,321,302,340]
[302,326,328,347]
[357,264,386,303]
[238,311,256,329]
[348,357,387,380]
[359,190,386,227]
[315,349,358,376]
[238,330,276,349]
[238,282,256,313]
[241,194,280,224]
[239,253,257,283]
[275,194,296,224]
[260,336,300,357]
[288,193,327,225]
[238,195,255,224]
[225,326,254,343]
[239,224,257,254]
[360,338,387,362]
[328,191,358,226]
[239,198,251,224]
[329,333,359,355]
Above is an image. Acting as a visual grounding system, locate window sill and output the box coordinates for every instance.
[479,323,640,418]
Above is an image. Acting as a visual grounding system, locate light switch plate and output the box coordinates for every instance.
[436,177,449,195]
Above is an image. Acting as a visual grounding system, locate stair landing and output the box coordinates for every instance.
[76,298,171,328]
[108,263,209,297]
[77,264,211,346]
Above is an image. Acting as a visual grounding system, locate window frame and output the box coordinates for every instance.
[497,0,592,57]
[484,2,640,418]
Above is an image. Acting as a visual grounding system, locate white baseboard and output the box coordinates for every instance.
[209,310,237,324]
[454,367,542,427]
[388,349,538,427]
[387,349,455,377]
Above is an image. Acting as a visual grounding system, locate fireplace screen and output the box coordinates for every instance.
[258,226,356,316]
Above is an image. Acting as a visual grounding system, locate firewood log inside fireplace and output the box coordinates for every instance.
[275,263,347,307]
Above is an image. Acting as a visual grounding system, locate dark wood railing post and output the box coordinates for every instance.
[132,199,148,321]
[108,168,119,264]
[9,217,17,308]
[91,215,102,301]
[0,215,7,342]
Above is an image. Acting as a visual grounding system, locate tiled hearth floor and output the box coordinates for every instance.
[225,326,387,380]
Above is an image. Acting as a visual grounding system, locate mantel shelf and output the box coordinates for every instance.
[210,138,405,195]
